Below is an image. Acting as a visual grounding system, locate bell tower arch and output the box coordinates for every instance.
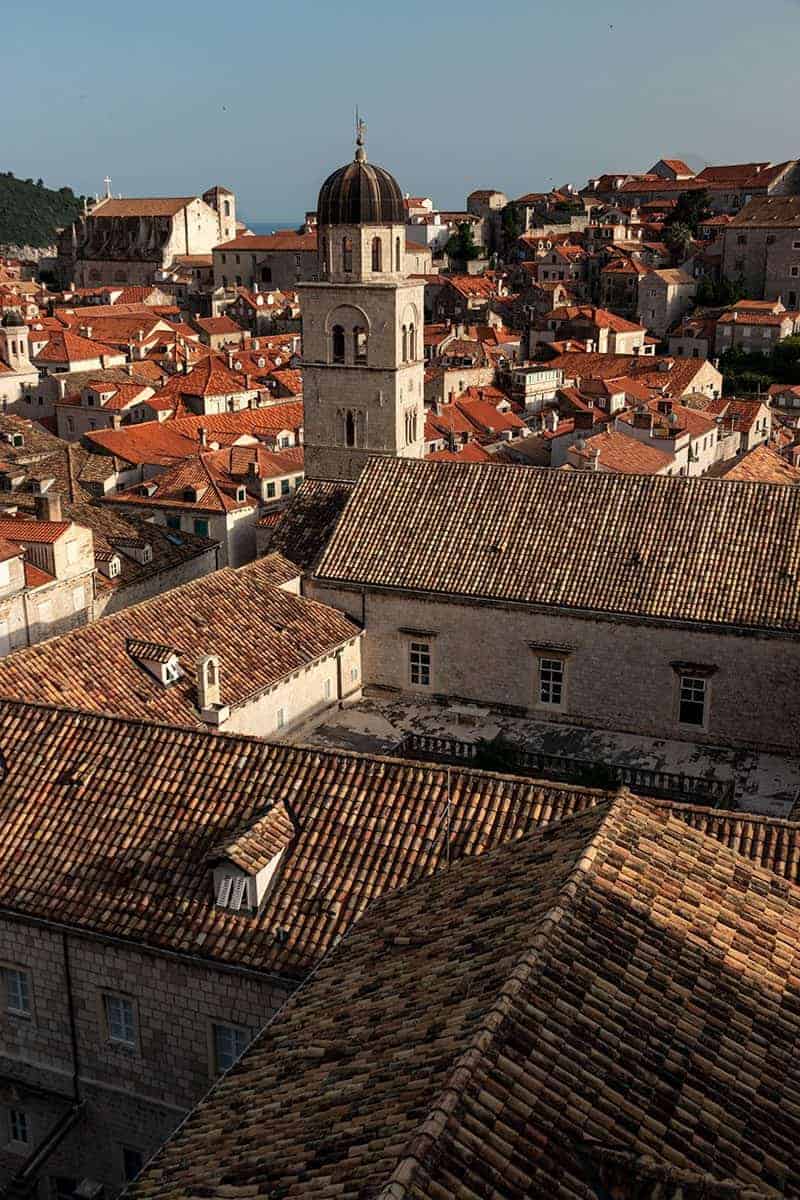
[299,129,425,481]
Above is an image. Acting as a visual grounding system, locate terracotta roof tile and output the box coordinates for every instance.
[128,793,800,1198]
[315,457,800,633]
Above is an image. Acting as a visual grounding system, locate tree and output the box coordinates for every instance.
[500,202,523,258]
[665,221,694,264]
[444,221,479,264]
[664,188,711,235]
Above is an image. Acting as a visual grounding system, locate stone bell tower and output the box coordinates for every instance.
[299,123,425,481]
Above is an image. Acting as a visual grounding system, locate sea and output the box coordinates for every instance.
[247,219,305,235]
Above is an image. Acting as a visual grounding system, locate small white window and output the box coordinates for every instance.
[104,994,136,1047]
[212,1022,250,1074]
[8,1108,28,1145]
[323,678,332,701]
[276,707,285,729]
[409,641,431,687]
[3,967,30,1016]
[538,658,565,707]
[679,675,707,727]
[350,665,359,683]
[72,586,84,613]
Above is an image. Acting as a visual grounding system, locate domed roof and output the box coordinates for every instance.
[317,141,404,227]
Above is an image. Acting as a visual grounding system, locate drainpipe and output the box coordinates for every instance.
[62,932,80,1102]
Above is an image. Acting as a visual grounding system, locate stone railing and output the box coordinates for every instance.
[396,733,736,809]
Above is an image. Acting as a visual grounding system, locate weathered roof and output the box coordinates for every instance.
[268,478,354,572]
[315,457,800,633]
[0,557,360,726]
[730,195,800,228]
[127,793,800,1199]
[2,700,800,987]
[90,197,195,218]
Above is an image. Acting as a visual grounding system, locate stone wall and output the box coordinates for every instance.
[0,920,291,1195]
[307,583,800,755]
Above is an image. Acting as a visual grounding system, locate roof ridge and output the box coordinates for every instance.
[375,793,627,1199]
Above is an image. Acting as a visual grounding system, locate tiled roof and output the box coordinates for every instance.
[546,304,645,333]
[85,424,198,466]
[695,162,770,184]
[269,367,303,395]
[212,801,295,874]
[128,793,800,1199]
[315,457,800,633]
[544,350,716,398]
[215,232,317,252]
[715,444,800,485]
[730,196,800,228]
[32,329,119,364]
[155,355,255,402]
[194,316,244,336]
[268,478,354,572]
[571,429,674,474]
[445,275,497,299]
[107,452,254,513]
[90,197,194,217]
[226,443,304,480]
[427,442,493,463]
[0,517,70,544]
[0,557,359,726]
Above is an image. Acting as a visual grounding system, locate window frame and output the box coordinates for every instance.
[409,640,432,689]
[537,656,566,709]
[210,1020,251,1076]
[102,992,138,1052]
[678,674,708,729]
[2,965,32,1019]
[8,1107,28,1146]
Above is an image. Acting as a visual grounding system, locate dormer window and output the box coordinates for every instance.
[126,639,182,686]
[236,486,246,502]
[209,800,295,916]
[216,871,250,911]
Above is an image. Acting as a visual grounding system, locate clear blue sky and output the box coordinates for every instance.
[5,0,800,222]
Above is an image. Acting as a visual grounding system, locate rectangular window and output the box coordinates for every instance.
[193,518,209,538]
[122,1147,144,1182]
[276,707,285,729]
[793,241,800,250]
[323,678,332,701]
[679,676,706,726]
[350,665,358,683]
[72,587,84,613]
[538,658,564,707]
[266,482,276,498]
[280,478,290,496]
[166,515,181,530]
[3,967,31,1016]
[212,1022,250,1073]
[409,641,431,687]
[791,266,800,278]
[104,994,136,1047]
[9,1108,28,1145]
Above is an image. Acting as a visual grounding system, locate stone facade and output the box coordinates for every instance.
[300,219,425,481]
[306,582,800,756]
[722,224,800,304]
[0,920,290,1195]
[636,271,697,338]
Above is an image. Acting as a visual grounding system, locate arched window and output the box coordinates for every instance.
[223,200,231,217]
[401,325,408,362]
[408,324,416,360]
[345,410,356,447]
[412,411,418,442]
[332,325,345,363]
[342,236,353,273]
[371,236,382,272]
[321,236,328,276]
[395,237,401,272]
[354,326,368,363]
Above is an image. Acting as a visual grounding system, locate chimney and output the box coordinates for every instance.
[197,654,229,724]
[632,404,653,432]
[585,444,600,472]
[198,425,208,448]
[227,350,235,368]
[657,397,673,416]
[35,492,62,522]
[543,407,559,433]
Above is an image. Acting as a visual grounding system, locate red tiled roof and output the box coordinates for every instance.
[108,451,255,514]
[193,316,244,336]
[90,197,195,217]
[215,232,318,252]
[572,429,674,474]
[0,517,71,544]
[32,330,120,364]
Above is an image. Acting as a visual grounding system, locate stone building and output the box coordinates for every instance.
[0,500,94,651]
[722,195,800,304]
[636,268,697,337]
[212,232,319,292]
[0,554,362,737]
[307,456,800,757]
[298,131,425,481]
[59,187,236,288]
[0,320,38,409]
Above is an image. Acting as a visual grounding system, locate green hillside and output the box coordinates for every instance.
[0,172,84,248]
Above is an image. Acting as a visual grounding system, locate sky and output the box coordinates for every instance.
[4,0,800,223]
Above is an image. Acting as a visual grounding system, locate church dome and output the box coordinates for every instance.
[317,141,404,227]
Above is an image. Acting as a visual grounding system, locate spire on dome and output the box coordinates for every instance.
[355,107,367,163]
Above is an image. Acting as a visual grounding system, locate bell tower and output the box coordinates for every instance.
[299,125,425,481]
